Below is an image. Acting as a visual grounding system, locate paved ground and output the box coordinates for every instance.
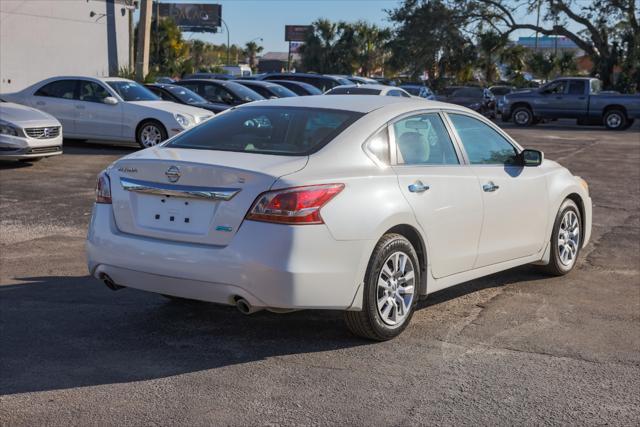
[1,120,639,425]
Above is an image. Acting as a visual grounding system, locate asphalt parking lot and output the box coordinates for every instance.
[1,120,639,425]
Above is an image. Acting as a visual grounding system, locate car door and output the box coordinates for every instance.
[535,80,568,118]
[560,80,589,118]
[74,80,123,138]
[31,79,79,134]
[391,112,484,278]
[201,82,235,105]
[446,113,549,268]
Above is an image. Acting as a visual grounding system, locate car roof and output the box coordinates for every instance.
[241,94,453,113]
[235,80,279,87]
[330,84,394,91]
[266,73,343,81]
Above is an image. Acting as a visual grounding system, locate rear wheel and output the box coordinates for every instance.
[603,109,627,130]
[345,234,420,341]
[543,199,582,276]
[512,106,534,127]
[136,120,168,148]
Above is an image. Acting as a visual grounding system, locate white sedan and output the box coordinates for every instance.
[2,77,212,148]
[86,95,592,340]
[0,100,63,161]
[325,84,412,97]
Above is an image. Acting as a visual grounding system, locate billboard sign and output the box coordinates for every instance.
[158,3,222,32]
[285,25,312,42]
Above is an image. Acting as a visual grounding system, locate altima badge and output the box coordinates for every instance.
[165,166,181,183]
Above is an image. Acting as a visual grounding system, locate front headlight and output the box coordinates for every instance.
[0,122,18,136]
[174,113,194,128]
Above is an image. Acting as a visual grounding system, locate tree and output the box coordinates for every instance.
[527,51,557,81]
[477,30,508,83]
[555,51,578,76]
[466,0,639,89]
[244,41,263,71]
[500,44,528,77]
[387,0,475,80]
[148,18,189,76]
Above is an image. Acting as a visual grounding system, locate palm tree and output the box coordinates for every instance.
[244,41,263,71]
[477,30,508,84]
[555,51,577,77]
[500,44,527,78]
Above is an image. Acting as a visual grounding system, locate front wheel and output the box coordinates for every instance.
[543,199,582,276]
[512,106,535,127]
[136,120,168,148]
[345,234,420,341]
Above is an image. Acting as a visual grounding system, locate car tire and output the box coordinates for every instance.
[345,233,420,341]
[603,109,627,131]
[543,199,582,276]
[621,118,634,130]
[512,106,534,127]
[136,120,168,148]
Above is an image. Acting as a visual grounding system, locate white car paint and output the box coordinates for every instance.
[1,77,212,145]
[325,84,413,97]
[0,101,62,159]
[86,95,592,327]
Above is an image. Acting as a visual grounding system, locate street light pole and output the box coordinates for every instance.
[220,17,230,65]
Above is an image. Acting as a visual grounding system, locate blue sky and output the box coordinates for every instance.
[141,0,578,53]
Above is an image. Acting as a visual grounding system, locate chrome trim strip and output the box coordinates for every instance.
[120,177,240,201]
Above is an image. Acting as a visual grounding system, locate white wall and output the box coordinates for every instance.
[0,0,130,93]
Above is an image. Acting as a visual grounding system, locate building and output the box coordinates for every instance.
[0,0,130,93]
[516,36,584,56]
[257,51,301,73]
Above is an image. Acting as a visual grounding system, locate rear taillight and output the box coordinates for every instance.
[95,171,112,204]
[246,184,344,224]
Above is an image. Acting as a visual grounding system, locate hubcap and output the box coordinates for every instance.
[558,210,580,266]
[515,110,530,125]
[606,113,621,128]
[376,251,415,326]
[140,125,162,147]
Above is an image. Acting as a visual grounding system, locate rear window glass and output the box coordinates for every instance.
[327,87,381,95]
[166,107,363,156]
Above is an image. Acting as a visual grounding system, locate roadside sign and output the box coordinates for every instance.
[158,3,222,32]
[285,25,312,42]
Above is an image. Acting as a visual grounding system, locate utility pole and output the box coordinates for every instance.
[128,6,134,71]
[135,0,153,80]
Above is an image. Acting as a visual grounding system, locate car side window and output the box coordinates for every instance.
[448,114,518,165]
[393,113,459,165]
[78,81,110,103]
[34,80,77,99]
[545,81,567,95]
[568,81,585,95]
[203,84,234,104]
[364,127,390,165]
[179,82,200,95]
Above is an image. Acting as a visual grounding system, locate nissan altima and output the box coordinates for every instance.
[86,95,592,340]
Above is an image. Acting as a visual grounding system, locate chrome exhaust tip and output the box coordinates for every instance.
[235,297,260,315]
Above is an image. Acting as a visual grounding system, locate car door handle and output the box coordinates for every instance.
[482,181,500,192]
[408,181,430,193]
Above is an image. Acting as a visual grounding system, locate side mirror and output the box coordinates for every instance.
[520,149,544,167]
[103,96,118,105]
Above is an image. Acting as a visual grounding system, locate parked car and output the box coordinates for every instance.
[329,75,378,85]
[325,84,412,97]
[145,83,228,114]
[501,77,640,130]
[87,95,592,341]
[2,77,212,148]
[176,79,264,106]
[183,73,232,80]
[490,85,515,116]
[436,86,496,118]
[400,84,436,100]
[0,100,62,161]
[261,73,352,92]
[373,77,397,86]
[264,80,322,96]
[234,80,297,98]
[155,77,176,84]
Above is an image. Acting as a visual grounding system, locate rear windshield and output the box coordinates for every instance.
[327,87,382,95]
[166,106,363,156]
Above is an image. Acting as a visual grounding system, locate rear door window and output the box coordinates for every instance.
[568,80,586,95]
[166,107,362,155]
[35,80,78,99]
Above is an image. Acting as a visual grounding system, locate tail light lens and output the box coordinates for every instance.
[95,171,112,204]
[246,184,344,224]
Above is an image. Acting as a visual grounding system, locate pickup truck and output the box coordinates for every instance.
[501,77,640,130]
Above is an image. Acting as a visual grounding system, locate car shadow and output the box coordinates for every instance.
[0,265,548,396]
[0,160,34,169]
[62,139,138,155]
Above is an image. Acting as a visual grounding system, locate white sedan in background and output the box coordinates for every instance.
[0,100,62,161]
[325,84,412,97]
[86,95,592,340]
[2,77,212,148]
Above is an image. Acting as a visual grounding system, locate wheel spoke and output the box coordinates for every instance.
[378,277,391,291]
[402,270,415,284]
[375,250,416,326]
[399,285,414,295]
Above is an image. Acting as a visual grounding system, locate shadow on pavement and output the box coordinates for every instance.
[0,264,547,396]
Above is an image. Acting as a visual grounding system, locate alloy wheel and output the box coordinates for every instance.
[558,210,580,266]
[140,124,163,147]
[376,251,416,326]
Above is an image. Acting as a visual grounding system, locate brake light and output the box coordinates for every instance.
[95,170,112,204]
[246,184,344,224]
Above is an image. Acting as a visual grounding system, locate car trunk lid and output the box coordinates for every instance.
[109,147,307,246]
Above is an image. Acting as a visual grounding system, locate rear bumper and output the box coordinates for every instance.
[86,204,371,310]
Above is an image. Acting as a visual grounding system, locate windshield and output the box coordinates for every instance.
[268,85,297,98]
[225,82,265,102]
[164,85,208,104]
[107,81,159,101]
[166,106,362,156]
[327,87,381,95]
[401,87,421,96]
